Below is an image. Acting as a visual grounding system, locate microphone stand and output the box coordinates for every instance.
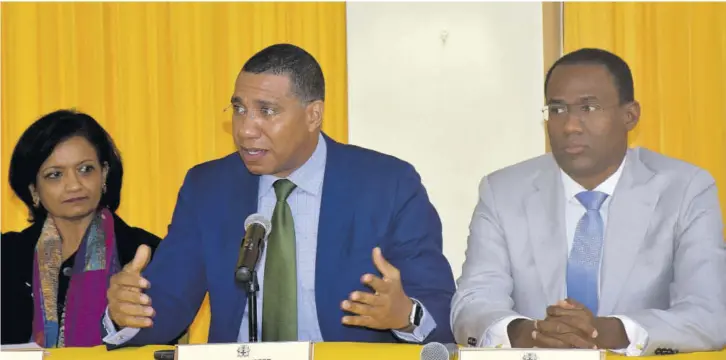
[244,271,260,343]
[235,219,269,343]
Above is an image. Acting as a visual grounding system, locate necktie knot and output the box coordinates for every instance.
[273,179,297,202]
[575,191,609,211]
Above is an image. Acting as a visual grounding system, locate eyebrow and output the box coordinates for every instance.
[579,95,600,102]
[229,96,280,108]
[546,99,566,105]
[255,100,278,108]
[547,95,601,104]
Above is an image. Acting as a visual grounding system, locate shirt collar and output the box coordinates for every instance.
[259,133,327,199]
[560,153,627,201]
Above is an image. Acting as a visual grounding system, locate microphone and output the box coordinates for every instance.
[420,342,458,360]
[234,213,272,284]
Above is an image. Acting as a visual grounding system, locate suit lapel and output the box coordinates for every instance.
[215,156,260,342]
[315,137,355,340]
[525,157,569,306]
[598,148,659,315]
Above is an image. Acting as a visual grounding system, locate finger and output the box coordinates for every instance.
[349,291,383,307]
[558,315,598,339]
[114,315,154,328]
[112,271,150,289]
[112,287,152,306]
[532,330,570,348]
[560,332,598,349]
[124,245,152,274]
[116,301,156,318]
[539,329,597,349]
[361,274,390,294]
[544,310,598,339]
[536,319,597,348]
[564,298,586,309]
[341,300,375,317]
[555,299,576,309]
[547,306,589,318]
[372,247,400,280]
[547,305,567,317]
[341,315,376,328]
[537,319,571,335]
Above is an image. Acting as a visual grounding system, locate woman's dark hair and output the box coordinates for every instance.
[8,109,124,222]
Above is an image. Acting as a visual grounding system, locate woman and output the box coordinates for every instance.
[1,109,161,347]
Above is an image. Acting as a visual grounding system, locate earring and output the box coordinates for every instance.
[102,182,107,194]
[32,195,40,208]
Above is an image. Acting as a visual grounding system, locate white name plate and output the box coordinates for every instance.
[175,341,312,360]
[0,349,45,360]
[459,348,605,360]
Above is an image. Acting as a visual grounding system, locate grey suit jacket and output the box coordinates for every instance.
[451,147,726,355]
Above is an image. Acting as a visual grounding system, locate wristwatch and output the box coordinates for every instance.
[409,299,423,327]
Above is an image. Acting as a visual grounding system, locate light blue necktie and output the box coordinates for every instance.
[567,191,609,314]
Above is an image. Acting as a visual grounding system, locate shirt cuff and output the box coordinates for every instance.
[481,315,531,348]
[391,298,436,343]
[607,315,649,356]
[102,306,141,345]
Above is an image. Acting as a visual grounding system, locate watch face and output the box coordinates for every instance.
[412,303,423,326]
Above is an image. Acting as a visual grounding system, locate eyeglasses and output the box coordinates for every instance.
[542,102,620,122]
[223,104,280,120]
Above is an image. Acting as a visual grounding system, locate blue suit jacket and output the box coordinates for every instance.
[117,135,455,345]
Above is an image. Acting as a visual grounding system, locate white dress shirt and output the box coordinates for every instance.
[481,155,649,356]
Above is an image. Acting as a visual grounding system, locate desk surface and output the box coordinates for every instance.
[36,343,726,360]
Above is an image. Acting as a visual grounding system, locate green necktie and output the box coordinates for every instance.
[262,179,298,341]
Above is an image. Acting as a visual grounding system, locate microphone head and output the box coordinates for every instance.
[420,342,458,360]
[235,266,253,284]
[244,213,272,235]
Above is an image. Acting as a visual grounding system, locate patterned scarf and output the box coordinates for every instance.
[32,208,120,348]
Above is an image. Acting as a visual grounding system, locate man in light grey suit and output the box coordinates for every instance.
[451,48,726,356]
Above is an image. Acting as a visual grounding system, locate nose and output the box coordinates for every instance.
[64,171,83,192]
[236,115,262,139]
[562,111,584,134]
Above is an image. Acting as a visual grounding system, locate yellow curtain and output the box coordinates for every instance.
[564,2,726,234]
[1,2,347,343]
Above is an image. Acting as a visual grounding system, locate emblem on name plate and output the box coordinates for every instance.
[237,344,251,358]
[522,352,538,360]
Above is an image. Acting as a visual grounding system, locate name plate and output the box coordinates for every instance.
[0,349,45,360]
[459,348,605,360]
[175,341,312,360]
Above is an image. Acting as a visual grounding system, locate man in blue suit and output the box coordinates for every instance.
[102,43,456,346]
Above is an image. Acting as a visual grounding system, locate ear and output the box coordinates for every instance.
[28,184,40,208]
[305,100,324,132]
[623,101,640,131]
[102,161,109,182]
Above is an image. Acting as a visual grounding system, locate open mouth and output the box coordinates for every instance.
[240,147,268,161]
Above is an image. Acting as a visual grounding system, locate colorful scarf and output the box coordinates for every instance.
[32,208,120,348]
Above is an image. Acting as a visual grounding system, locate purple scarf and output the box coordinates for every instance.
[32,208,120,347]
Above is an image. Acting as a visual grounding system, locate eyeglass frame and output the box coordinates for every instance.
[223,103,284,121]
[541,101,626,122]
[223,97,318,121]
